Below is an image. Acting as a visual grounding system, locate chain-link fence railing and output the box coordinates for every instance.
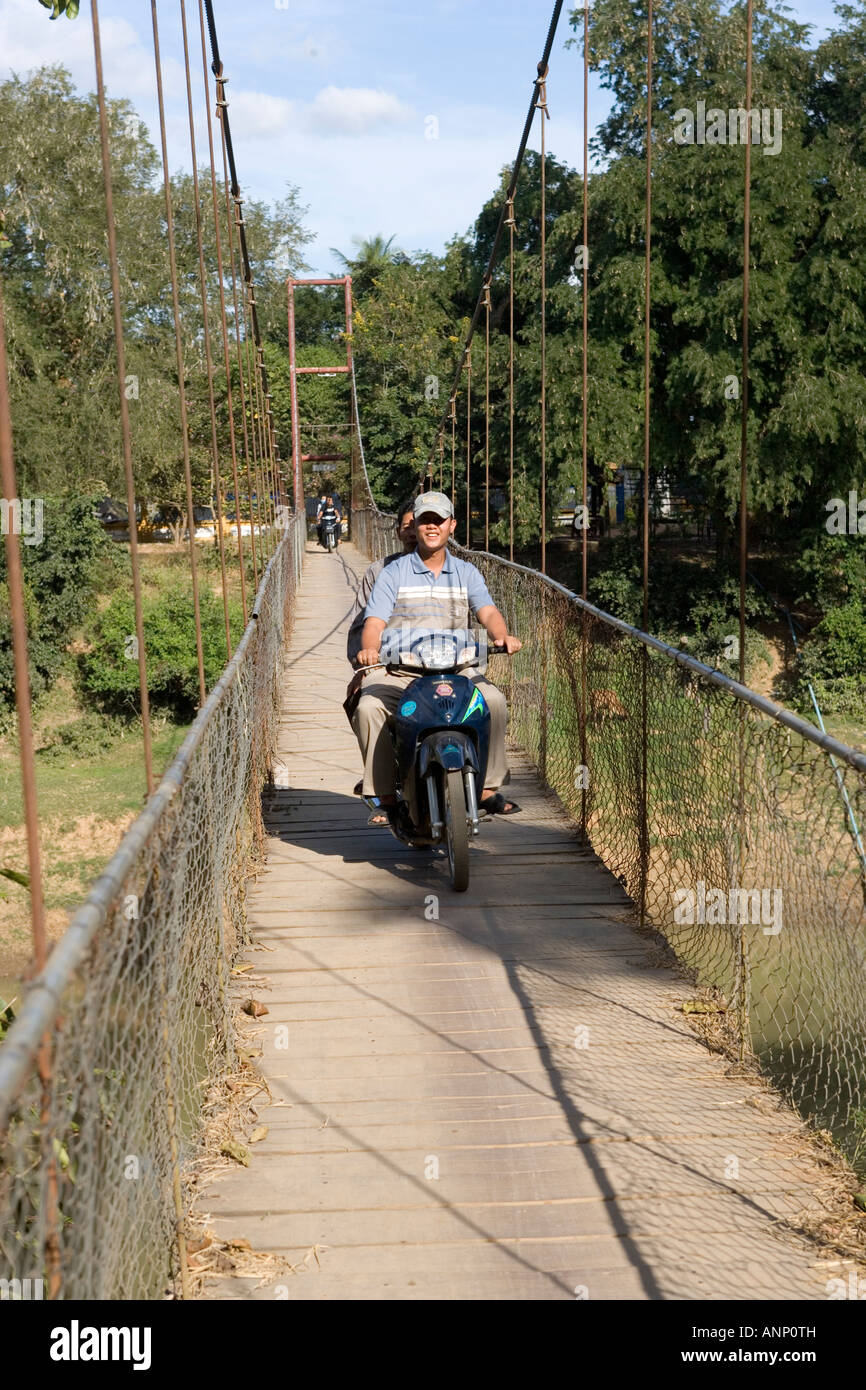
[460,548,866,1168]
[350,505,398,562]
[0,512,305,1299]
[349,407,866,1170]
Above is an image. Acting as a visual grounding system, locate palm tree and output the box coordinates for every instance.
[330,234,407,296]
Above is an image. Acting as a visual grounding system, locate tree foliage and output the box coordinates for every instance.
[80,583,242,718]
[342,0,866,708]
[6,1,866,718]
[0,65,312,512]
[0,496,113,712]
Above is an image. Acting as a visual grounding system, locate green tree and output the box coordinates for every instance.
[351,252,463,505]
[36,0,79,17]
[331,234,408,298]
[0,496,113,714]
[1,67,311,528]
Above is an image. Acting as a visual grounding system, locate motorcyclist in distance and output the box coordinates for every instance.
[317,494,342,547]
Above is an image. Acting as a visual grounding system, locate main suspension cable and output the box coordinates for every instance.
[197,0,248,625]
[203,0,273,424]
[424,0,565,484]
[180,0,232,659]
[205,0,284,543]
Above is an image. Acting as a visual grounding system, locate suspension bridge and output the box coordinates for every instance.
[0,0,864,1303]
[192,535,857,1302]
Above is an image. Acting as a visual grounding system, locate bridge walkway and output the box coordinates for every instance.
[202,541,838,1300]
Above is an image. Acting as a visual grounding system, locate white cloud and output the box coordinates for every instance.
[229,111,585,275]
[226,83,416,143]
[307,85,414,135]
[229,90,296,141]
[0,0,184,103]
[0,0,101,74]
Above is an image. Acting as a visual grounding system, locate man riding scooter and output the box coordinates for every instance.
[352,491,522,824]
[316,494,342,548]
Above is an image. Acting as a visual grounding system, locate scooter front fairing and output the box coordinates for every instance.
[392,671,492,811]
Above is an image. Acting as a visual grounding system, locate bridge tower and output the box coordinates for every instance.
[286,275,354,517]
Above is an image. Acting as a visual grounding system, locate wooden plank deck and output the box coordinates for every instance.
[201,541,842,1300]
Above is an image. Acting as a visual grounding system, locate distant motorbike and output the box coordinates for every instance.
[321,515,340,551]
[359,630,511,892]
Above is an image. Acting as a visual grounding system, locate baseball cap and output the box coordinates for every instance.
[414,491,454,521]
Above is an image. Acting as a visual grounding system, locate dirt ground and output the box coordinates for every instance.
[0,811,135,984]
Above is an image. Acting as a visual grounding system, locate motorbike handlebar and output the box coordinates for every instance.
[354,643,519,675]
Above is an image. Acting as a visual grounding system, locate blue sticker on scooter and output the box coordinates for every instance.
[400,700,417,716]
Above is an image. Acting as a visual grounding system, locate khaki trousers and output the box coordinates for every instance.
[352,670,509,798]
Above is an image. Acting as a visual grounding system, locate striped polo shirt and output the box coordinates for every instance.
[365,548,494,664]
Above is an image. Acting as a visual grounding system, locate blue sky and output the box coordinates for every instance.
[0,0,850,274]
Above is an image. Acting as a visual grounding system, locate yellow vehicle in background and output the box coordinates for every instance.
[96,498,248,543]
[188,505,235,540]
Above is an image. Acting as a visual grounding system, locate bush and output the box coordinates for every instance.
[0,496,115,710]
[80,583,241,719]
[587,538,772,680]
[795,533,866,611]
[35,711,126,761]
[797,599,866,714]
[589,557,643,626]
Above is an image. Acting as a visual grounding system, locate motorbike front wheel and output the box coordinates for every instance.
[443,768,469,892]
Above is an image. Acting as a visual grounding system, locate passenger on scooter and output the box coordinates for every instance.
[346,501,417,826]
[346,502,417,665]
[353,491,522,816]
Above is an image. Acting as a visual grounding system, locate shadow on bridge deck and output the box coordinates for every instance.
[199,542,838,1301]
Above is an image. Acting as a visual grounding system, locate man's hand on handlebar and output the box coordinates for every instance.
[492,634,522,655]
[356,647,383,667]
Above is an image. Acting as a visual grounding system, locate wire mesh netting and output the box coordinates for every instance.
[349,505,403,564]
[0,514,304,1299]
[351,502,866,1170]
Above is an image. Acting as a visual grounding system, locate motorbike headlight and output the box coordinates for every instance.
[416,634,460,669]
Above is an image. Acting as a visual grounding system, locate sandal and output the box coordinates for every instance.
[368,810,389,826]
[479,792,522,816]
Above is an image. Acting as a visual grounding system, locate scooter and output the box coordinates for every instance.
[322,515,340,551]
[360,630,509,892]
